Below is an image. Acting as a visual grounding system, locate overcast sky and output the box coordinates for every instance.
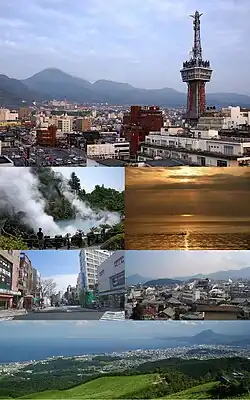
[26,250,79,293]
[54,167,124,192]
[125,167,250,231]
[0,320,249,339]
[125,250,250,278]
[1,0,250,93]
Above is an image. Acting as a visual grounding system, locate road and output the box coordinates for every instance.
[12,306,121,320]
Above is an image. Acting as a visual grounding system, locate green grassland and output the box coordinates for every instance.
[15,376,250,400]
[18,374,158,399]
[161,381,250,399]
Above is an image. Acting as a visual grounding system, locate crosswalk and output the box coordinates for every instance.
[100,311,125,321]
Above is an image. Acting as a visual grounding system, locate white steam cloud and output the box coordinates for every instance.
[0,168,121,236]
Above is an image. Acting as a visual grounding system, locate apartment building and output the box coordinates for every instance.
[75,117,92,131]
[0,108,18,122]
[0,250,21,309]
[57,116,73,133]
[19,252,33,310]
[181,290,201,305]
[79,250,112,293]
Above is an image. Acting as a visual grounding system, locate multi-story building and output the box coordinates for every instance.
[97,250,125,309]
[87,141,130,160]
[0,250,21,309]
[138,128,250,166]
[18,106,30,120]
[75,117,92,132]
[181,290,201,305]
[57,116,73,133]
[0,109,18,121]
[32,267,41,304]
[79,250,112,293]
[18,252,33,310]
[36,125,57,147]
[197,106,250,130]
[0,108,9,122]
[122,105,163,155]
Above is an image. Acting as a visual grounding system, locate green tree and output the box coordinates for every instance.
[0,235,28,250]
[68,172,81,193]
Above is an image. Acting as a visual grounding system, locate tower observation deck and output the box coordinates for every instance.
[180,11,213,123]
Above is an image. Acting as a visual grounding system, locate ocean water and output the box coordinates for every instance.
[125,223,250,250]
[125,232,250,250]
[0,337,181,364]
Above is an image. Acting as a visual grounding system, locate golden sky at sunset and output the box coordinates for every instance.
[125,167,250,230]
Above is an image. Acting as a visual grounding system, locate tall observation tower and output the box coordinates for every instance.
[180,11,213,124]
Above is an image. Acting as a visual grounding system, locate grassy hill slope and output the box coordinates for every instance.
[161,381,250,399]
[19,374,158,399]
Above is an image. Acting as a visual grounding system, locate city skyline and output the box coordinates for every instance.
[125,250,250,279]
[0,320,249,339]
[1,0,250,93]
[26,250,79,292]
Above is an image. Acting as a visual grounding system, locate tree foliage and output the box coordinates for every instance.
[0,235,28,250]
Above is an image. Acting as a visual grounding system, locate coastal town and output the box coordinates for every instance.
[126,277,250,320]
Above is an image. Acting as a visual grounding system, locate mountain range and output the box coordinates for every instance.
[173,266,250,281]
[127,267,250,286]
[164,329,250,346]
[1,68,250,107]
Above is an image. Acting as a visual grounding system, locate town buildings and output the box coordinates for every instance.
[0,250,20,309]
[97,250,125,309]
[126,277,250,320]
[138,125,250,167]
[0,251,42,311]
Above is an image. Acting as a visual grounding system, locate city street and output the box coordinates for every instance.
[12,306,104,320]
[8,306,124,320]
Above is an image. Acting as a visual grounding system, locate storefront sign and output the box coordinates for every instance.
[0,288,21,296]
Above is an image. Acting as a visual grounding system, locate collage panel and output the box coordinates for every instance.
[125,166,250,250]
[125,250,250,321]
[0,167,124,251]
[0,249,125,321]
[1,320,250,398]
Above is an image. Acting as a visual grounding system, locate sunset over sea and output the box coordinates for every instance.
[125,167,250,250]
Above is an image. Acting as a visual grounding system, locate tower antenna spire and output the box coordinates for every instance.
[180,11,212,124]
[190,11,203,62]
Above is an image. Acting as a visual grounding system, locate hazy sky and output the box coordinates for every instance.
[1,0,250,93]
[53,167,124,192]
[0,321,249,339]
[26,250,79,292]
[126,250,250,278]
[125,167,250,230]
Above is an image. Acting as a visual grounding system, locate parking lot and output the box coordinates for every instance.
[2,146,87,167]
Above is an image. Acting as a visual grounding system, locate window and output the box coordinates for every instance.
[114,256,124,268]
[224,145,233,156]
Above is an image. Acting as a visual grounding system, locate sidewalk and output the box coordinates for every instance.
[0,309,28,319]
[100,311,125,321]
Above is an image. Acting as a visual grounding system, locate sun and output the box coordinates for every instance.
[179,178,191,183]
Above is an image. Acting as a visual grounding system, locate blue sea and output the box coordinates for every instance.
[0,337,183,364]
